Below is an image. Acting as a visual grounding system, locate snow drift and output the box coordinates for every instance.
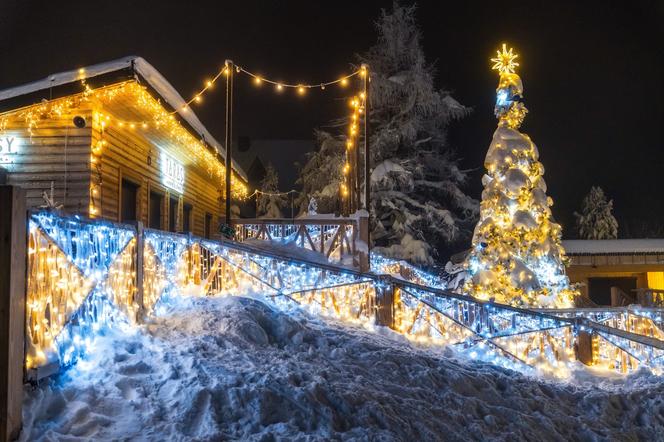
[22,295,664,441]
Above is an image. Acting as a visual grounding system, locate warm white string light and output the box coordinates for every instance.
[237,65,362,93]
[249,189,300,198]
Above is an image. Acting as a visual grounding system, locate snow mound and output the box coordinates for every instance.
[21,296,664,441]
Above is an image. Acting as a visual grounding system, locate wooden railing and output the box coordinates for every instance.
[633,288,664,308]
[232,216,370,272]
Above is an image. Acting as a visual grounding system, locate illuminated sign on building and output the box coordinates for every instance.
[161,151,185,194]
[0,136,19,165]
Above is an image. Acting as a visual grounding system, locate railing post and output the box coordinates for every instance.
[357,214,369,272]
[375,277,395,329]
[134,221,145,322]
[576,329,596,366]
[0,185,26,441]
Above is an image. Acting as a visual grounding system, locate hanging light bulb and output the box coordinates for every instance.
[297,86,306,95]
[276,83,283,92]
[340,78,348,87]
[254,76,262,85]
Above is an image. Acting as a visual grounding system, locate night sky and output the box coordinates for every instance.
[1,0,663,241]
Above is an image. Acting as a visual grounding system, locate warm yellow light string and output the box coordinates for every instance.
[175,66,227,111]
[78,62,364,124]
[237,65,361,91]
[249,189,300,198]
[80,61,367,206]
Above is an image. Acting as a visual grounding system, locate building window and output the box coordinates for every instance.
[149,191,163,229]
[183,203,192,233]
[169,196,178,232]
[121,179,139,223]
[204,212,212,239]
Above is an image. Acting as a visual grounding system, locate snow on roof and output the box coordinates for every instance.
[0,55,247,180]
[563,239,664,255]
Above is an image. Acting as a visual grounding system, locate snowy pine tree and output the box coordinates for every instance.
[296,131,345,215]
[298,3,477,263]
[360,3,477,263]
[257,164,286,218]
[575,186,618,239]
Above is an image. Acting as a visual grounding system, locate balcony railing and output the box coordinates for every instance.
[232,216,369,272]
[633,288,664,308]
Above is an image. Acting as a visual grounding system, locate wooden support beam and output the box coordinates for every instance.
[357,215,369,273]
[0,186,26,441]
[576,330,595,366]
[134,221,145,322]
[375,280,395,329]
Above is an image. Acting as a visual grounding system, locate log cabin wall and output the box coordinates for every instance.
[0,83,235,239]
[91,93,225,238]
[0,105,93,215]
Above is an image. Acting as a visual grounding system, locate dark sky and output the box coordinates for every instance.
[1,0,663,238]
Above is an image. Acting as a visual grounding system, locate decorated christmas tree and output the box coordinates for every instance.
[464,45,576,308]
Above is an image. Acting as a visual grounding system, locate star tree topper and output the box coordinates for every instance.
[491,43,520,74]
[491,44,527,129]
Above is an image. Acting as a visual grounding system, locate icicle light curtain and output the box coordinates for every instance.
[26,211,664,379]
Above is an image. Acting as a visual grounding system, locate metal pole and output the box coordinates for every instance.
[224,60,234,226]
[362,64,371,260]
[362,64,370,212]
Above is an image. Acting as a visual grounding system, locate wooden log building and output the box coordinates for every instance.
[563,239,664,306]
[0,56,248,237]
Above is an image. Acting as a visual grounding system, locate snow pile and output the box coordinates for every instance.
[22,296,664,441]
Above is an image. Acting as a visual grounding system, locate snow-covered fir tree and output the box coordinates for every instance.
[463,45,575,308]
[360,3,477,264]
[296,131,345,215]
[257,164,286,218]
[298,3,477,263]
[574,186,618,239]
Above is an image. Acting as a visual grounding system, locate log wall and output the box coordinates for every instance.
[1,105,93,215]
[92,103,224,238]
[0,90,228,239]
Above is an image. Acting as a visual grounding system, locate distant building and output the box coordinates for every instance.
[563,239,664,306]
[0,56,248,238]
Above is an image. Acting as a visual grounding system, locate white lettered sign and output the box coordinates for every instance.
[161,151,185,194]
[0,135,19,165]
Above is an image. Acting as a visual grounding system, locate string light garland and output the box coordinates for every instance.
[248,189,300,198]
[237,65,362,93]
[341,64,368,211]
[78,61,366,128]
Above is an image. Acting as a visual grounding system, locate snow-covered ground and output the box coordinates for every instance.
[22,295,664,441]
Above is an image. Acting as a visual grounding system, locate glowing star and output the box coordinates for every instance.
[491,44,520,75]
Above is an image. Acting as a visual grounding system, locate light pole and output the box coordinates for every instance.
[224,60,234,226]
[362,64,370,212]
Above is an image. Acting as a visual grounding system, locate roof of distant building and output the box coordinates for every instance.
[563,239,664,255]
